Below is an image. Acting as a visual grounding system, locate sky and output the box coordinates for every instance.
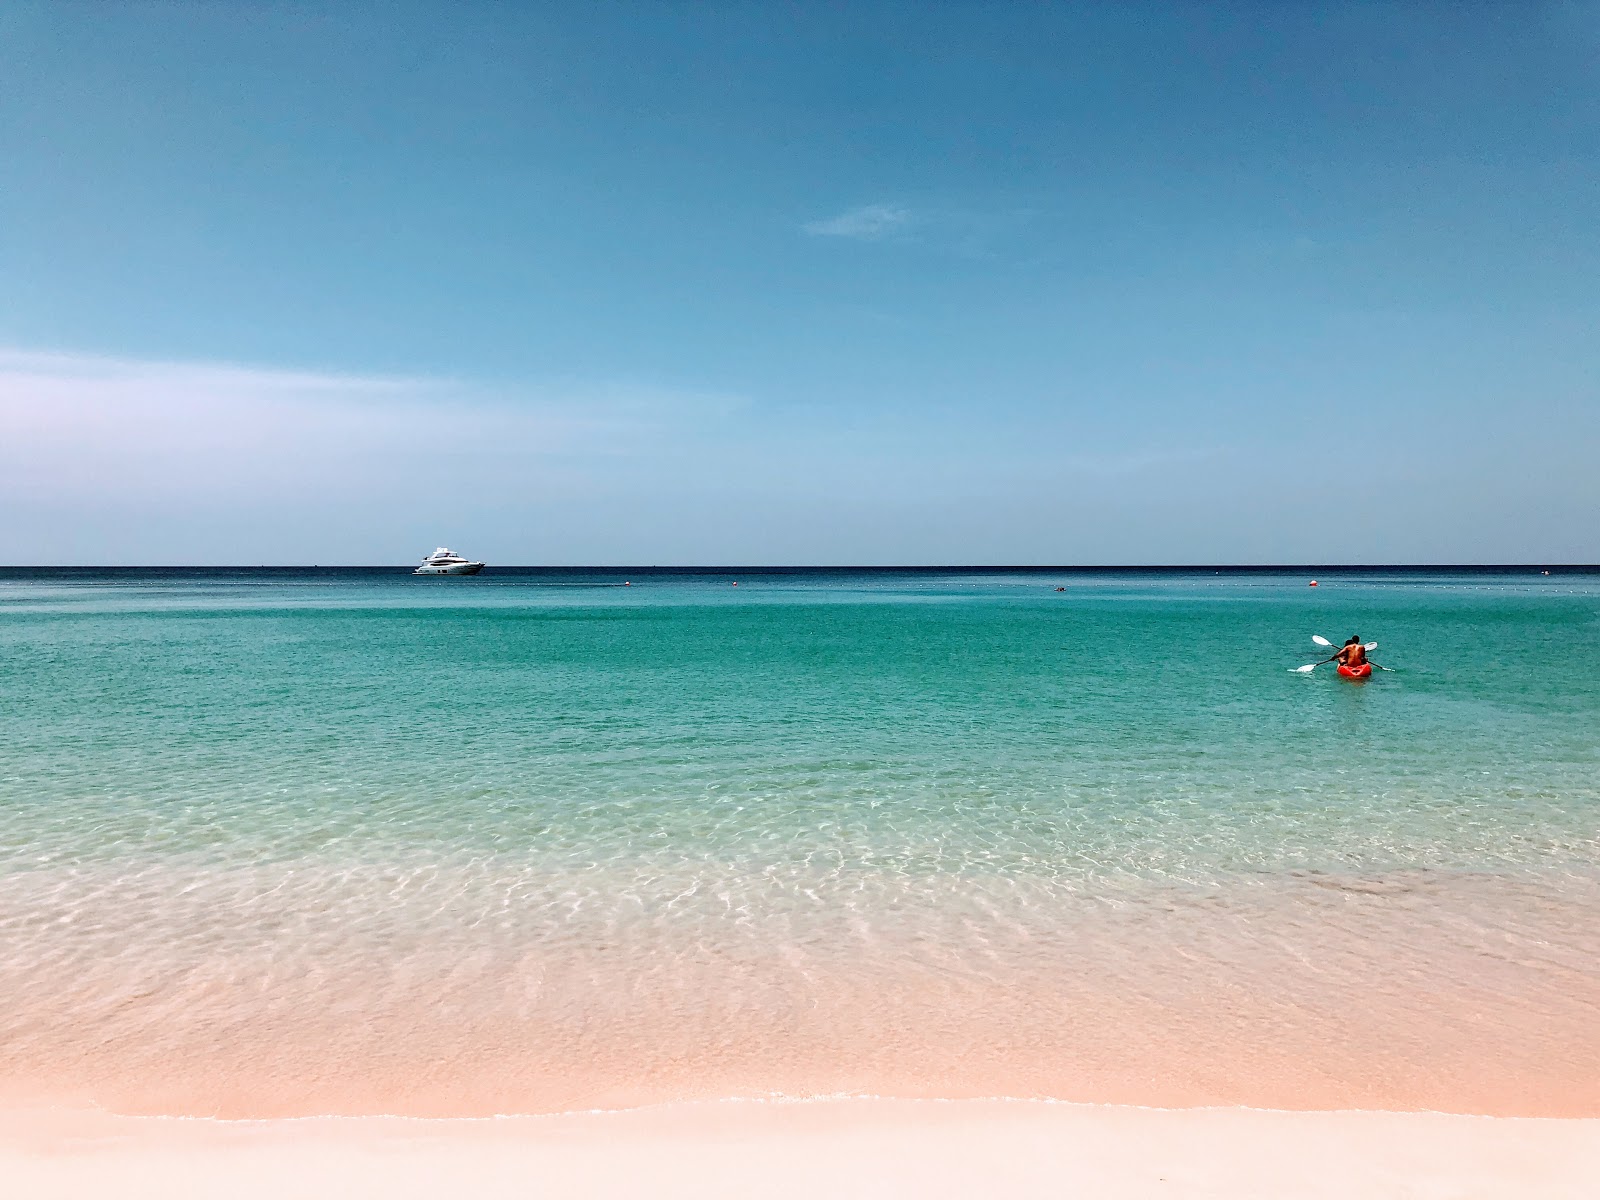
[2,1,1597,565]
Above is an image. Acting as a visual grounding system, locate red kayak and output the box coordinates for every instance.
[1337,663,1372,679]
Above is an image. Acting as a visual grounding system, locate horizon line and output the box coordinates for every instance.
[2,563,1595,573]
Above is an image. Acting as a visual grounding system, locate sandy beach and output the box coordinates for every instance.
[5,1099,1598,1199]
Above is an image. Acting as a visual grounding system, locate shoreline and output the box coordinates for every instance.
[10,862,1598,1122]
[6,1097,1598,1199]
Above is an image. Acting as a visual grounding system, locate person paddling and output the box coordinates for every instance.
[1335,636,1368,671]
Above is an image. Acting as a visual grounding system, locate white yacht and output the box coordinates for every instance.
[413,547,485,575]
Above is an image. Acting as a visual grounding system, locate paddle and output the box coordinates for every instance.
[1293,640,1378,673]
[1311,635,1381,651]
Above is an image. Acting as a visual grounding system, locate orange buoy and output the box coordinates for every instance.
[1309,580,1318,587]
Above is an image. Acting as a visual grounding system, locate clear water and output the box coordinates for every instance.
[2,569,1597,1116]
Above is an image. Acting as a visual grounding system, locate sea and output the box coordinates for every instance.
[2,567,1597,1118]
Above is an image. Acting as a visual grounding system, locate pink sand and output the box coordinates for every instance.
[4,1099,1598,1199]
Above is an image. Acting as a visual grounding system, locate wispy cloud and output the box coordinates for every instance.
[802,203,911,240]
[0,346,743,503]
[802,201,1043,258]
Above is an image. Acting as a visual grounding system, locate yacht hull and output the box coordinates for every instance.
[413,562,484,575]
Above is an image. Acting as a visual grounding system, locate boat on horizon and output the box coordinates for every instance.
[413,547,485,575]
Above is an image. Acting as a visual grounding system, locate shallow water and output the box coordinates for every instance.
[2,568,1597,1115]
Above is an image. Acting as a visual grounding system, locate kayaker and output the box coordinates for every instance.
[1336,636,1367,670]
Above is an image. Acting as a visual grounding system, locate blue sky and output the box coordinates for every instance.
[2,1,1596,564]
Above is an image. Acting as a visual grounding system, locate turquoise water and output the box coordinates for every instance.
[2,569,1598,1115]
